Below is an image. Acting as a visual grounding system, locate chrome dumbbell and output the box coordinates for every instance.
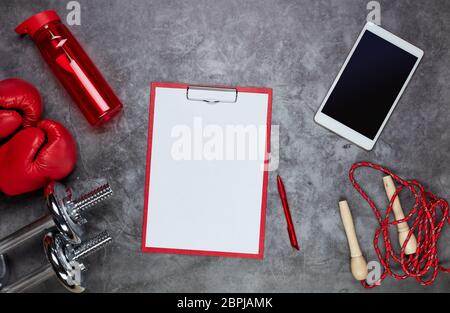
[0,181,113,256]
[0,255,8,289]
[1,230,112,293]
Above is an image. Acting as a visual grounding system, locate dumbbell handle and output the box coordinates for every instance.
[0,215,54,255]
[1,264,54,293]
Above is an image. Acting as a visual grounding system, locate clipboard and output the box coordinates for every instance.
[142,82,272,258]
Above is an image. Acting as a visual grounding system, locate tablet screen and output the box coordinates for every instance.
[321,30,418,139]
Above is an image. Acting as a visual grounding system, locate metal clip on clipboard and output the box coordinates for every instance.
[186,86,238,103]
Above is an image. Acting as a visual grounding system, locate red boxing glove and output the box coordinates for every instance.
[0,78,43,138]
[0,78,77,196]
[0,120,77,196]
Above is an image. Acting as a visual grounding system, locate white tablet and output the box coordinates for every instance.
[314,22,423,150]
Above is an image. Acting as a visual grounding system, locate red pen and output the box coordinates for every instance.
[276,175,300,250]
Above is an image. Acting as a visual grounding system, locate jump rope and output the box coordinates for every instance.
[348,162,450,288]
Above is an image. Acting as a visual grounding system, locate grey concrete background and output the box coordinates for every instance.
[0,0,449,293]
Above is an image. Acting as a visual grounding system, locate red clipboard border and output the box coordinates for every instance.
[142,82,272,259]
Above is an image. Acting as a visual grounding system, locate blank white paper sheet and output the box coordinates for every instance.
[142,82,272,258]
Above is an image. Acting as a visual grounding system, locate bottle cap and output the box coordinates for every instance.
[15,10,61,37]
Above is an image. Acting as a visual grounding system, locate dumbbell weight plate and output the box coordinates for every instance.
[45,182,83,244]
[43,231,84,293]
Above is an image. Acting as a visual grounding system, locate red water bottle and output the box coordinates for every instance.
[16,10,123,126]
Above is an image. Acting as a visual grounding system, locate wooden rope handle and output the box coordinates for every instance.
[383,176,418,255]
[339,200,368,281]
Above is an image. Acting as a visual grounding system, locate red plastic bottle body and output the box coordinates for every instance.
[17,12,122,126]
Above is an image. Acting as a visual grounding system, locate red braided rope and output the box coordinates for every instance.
[348,162,450,288]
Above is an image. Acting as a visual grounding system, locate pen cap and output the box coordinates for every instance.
[288,227,299,250]
[15,10,123,126]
